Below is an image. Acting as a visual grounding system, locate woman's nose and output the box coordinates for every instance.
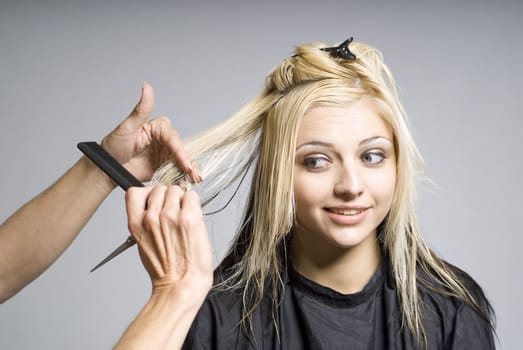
[333,161,364,199]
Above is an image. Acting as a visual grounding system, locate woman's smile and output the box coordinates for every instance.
[324,206,370,225]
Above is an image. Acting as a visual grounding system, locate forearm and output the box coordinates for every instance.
[114,286,208,350]
[0,156,114,302]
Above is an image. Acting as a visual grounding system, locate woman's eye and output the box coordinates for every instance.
[361,151,385,165]
[302,156,330,170]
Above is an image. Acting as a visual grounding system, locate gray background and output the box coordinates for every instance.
[0,0,520,348]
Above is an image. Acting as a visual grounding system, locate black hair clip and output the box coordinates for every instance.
[320,37,356,60]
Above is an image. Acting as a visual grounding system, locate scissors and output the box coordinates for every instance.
[77,142,143,272]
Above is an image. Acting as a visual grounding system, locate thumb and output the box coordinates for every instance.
[125,82,155,128]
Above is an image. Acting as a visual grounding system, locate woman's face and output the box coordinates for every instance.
[293,99,396,253]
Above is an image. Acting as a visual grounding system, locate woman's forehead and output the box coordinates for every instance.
[297,100,393,145]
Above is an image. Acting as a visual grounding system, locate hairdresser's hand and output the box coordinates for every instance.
[113,185,212,349]
[126,185,213,296]
[100,82,201,187]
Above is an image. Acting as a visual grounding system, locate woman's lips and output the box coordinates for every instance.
[325,207,370,225]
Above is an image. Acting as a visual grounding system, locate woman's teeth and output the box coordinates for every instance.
[328,208,364,215]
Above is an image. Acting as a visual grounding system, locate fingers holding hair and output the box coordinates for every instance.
[128,82,202,183]
[100,83,202,183]
[144,117,203,183]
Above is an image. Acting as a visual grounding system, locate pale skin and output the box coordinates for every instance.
[292,100,396,294]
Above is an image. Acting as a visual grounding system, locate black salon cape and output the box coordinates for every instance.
[182,259,495,349]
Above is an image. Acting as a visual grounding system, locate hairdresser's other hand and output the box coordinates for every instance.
[100,82,201,186]
[126,185,213,296]
[114,185,212,349]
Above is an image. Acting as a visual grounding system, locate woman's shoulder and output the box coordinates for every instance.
[206,285,244,313]
[415,260,496,348]
[417,260,493,314]
[202,268,250,314]
[182,286,245,349]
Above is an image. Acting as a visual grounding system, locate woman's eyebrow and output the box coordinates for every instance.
[295,141,334,151]
[359,136,393,146]
[297,137,392,150]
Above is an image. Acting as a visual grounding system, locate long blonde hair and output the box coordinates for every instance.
[153,39,493,343]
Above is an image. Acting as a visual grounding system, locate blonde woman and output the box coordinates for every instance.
[114,38,495,349]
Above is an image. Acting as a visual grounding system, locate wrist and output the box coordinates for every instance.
[78,155,117,194]
[150,278,212,310]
